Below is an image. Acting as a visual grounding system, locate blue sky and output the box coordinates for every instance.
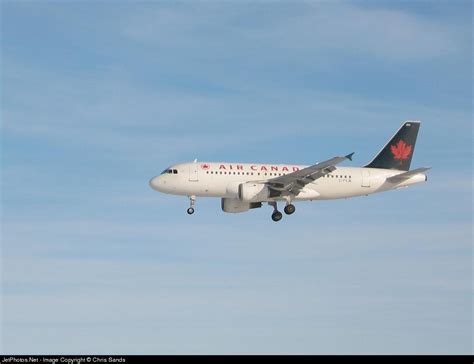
[1,0,472,354]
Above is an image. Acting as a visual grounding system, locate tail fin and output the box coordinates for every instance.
[365,121,420,171]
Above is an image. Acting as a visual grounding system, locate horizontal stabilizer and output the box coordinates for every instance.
[386,167,431,182]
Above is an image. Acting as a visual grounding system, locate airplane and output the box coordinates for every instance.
[149,121,430,222]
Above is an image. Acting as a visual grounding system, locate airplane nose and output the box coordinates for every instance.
[149,175,162,191]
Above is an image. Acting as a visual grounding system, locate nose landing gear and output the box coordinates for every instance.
[187,195,196,215]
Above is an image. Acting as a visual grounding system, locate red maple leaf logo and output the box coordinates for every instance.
[201,163,210,170]
[390,140,412,161]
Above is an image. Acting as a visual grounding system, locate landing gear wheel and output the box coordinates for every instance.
[284,204,296,215]
[187,195,196,215]
[271,211,283,222]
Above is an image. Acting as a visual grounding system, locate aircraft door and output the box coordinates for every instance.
[361,170,370,187]
[189,163,198,182]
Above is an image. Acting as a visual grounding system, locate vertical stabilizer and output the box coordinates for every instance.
[365,121,420,171]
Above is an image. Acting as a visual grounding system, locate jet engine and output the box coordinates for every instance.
[221,198,262,213]
[238,182,269,202]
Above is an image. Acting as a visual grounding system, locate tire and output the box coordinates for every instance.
[187,207,195,215]
[284,204,296,215]
[271,211,283,222]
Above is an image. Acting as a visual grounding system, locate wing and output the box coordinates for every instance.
[265,153,354,196]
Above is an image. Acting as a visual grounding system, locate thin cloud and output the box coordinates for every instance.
[123,2,465,63]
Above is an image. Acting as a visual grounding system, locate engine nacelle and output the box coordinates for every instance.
[226,182,241,198]
[238,182,269,202]
[221,198,262,213]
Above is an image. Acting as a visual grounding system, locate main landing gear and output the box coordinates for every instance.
[269,202,282,222]
[272,210,283,222]
[187,195,196,215]
[269,201,296,222]
[284,203,296,215]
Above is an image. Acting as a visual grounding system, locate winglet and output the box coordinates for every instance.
[345,152,355,161]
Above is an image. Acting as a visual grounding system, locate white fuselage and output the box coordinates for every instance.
[149,161,427,201]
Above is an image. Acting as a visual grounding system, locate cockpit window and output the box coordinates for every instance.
[161,168,178,175]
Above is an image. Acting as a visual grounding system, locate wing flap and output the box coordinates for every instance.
[265,153,354,195]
